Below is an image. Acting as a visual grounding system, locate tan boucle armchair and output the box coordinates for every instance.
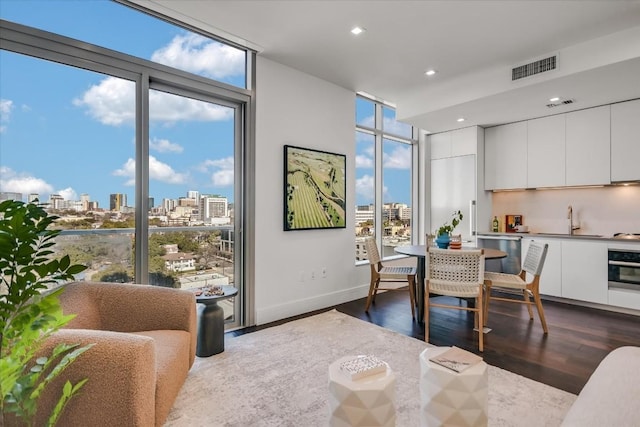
[32,281,197,427]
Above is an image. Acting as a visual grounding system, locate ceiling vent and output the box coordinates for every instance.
[512,55,557,81]
[546,99,575,108]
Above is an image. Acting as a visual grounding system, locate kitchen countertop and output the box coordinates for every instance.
[477,232,640,243]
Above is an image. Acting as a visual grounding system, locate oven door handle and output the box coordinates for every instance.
[609,260,640,268]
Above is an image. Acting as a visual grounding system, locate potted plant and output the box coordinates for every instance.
[435,210,464,249]
[1,200,92,426]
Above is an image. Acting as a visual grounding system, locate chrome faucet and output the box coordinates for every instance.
[567,205,580,235]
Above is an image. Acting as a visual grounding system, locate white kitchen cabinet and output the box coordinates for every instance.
[565,105,611,186]
[429,127,477,160]
[484,121,528,190]
[561,240,608,304]
[430,126,489,241]
[451,127,478,157]
[522,238,562,297]
[527,114,565,188]
[611,99,640,182]
[430,132,451,160]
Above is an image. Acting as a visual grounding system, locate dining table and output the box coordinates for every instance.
[394,245,508,322]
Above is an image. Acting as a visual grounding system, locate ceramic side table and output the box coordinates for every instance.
[419,347,488,427]
[328,355,396,427]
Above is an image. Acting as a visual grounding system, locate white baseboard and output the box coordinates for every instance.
[256,284,369,325]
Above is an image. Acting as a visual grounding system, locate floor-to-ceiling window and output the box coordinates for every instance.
[0,1,254,328]
[355,95,417,261]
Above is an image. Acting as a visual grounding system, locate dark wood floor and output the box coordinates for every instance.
[233,289,640,395]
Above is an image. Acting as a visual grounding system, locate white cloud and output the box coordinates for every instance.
[73,78,135,126]
[211,169,234,186]
[151,33,244,80]
[112,159,136,185]
[199,157,234,187]
[57,187,77,201]
[113,156,187,185]
[356,175,374,201]
[355,154,373,168]
[0,166,54,195]
[383,116,412,137]
[149,91,232,123]
[356,173,389,203]
[74,76,232,126]
[0,99,13,133]
[358,114,375,129]
[150,137,183,153]
[383,145,411,169]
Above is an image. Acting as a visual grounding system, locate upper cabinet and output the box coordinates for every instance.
[484,121,527,190]
[611,99,640,182]
[565,105,611,186]
[430,132,452,160]
[527,114,566,188]
[430,127,477,159]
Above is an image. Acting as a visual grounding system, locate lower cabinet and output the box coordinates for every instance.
[561,240,608,304]
[608,288,640,311]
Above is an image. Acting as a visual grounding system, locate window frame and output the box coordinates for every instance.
[355,94,418,261]
[0,15,256,327]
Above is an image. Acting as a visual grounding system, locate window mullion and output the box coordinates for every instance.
[135,73,150,284]
[374,103,384,250]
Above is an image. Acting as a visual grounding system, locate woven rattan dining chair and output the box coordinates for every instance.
[363,237,417,319]
[425,247,486,351]
[483,241,549,333]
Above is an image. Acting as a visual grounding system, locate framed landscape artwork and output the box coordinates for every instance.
[284,145,346,231]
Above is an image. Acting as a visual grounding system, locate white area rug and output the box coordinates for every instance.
[166,310,576,426]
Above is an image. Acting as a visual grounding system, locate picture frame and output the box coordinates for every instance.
[283,145,346,231]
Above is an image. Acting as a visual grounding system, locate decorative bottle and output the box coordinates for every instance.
[492,216,499,232]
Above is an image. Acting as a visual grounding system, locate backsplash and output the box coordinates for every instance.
[491,185,640,237]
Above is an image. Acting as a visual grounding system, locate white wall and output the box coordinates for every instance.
[491,186,640,236]
[255,57,370,324]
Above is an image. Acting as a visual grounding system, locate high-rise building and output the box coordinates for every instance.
[110,193,127,211]
[187,190,199,200]
[28,193,39,203]
[80,193,91,211]
[0,192,22,202]
[162,198,176,214]
[199,195,228,220]
[49,194,64,210]
[148,197,154,209]
[178,197,197,207]
[355,204,375,226]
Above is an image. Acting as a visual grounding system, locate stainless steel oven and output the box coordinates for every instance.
[608,248,640,290]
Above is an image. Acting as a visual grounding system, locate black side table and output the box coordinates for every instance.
[195,285,238,357]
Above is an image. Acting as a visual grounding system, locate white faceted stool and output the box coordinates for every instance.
[328,356,396,427]
[419,347,488,427]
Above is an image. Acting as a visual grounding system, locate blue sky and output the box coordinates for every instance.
[1,1,413,209]
[0,0,244,209]
[355,99,413,206]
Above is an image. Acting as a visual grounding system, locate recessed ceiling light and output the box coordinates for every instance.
[457,118,465,122]
[549,97,561,102]
[351,27,365,35]
[425,69,437,76]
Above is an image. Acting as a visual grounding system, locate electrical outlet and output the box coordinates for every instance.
[310,270,316,280]
[321,267,327,278]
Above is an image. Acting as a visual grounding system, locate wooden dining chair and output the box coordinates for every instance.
[363,237,417,319]
[483,241,549,333]
[425,247,486,351]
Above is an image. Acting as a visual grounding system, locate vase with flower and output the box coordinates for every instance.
[435,210,464,249]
